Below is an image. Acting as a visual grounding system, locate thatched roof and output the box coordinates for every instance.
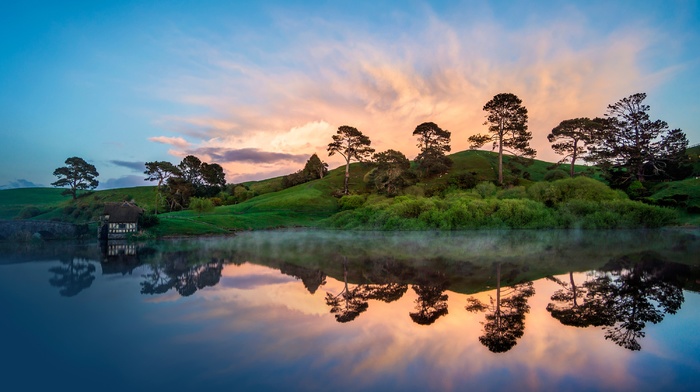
[103,202,143,223]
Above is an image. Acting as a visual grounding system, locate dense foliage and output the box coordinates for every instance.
[51,157,99,199]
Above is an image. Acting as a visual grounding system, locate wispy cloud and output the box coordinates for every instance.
[110,160,145,172]
[148,136,191,148]
[192,147,307,165]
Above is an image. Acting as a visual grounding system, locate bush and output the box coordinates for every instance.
[544,170,568,181]
[497,186,527,200]
[528,177,622,206]
[475,182,498,199]
[338,195,366,210]
[138,213,160,229]
[189,197,215,215]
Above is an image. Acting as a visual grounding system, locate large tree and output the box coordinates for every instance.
[327,125,375,195]
[144,161,181,214]
[51,157,99,199]
[413,122,453,177]
[469,93,535,185]
[593,93,689,184]
[548,118,605,177]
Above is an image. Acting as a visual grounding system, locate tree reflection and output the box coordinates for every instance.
[325,259,369,323]
[280,262,327,294]
[466,263,535,353]
[580,252,687,351]
[546,272,612,328]
[48,257,96,297]
[141,253,224,297]
[409,281,449,325]
[325,258,408,323]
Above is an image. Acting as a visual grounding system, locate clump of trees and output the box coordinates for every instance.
[144,155,226,212]
[547,117,605,177]
[413,122,453,178]
[282,153,329,189]
[51,157,99,199]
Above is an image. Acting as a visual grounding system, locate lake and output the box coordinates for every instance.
[1,229,699,392]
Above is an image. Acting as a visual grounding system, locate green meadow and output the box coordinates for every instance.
[1,149,698,237]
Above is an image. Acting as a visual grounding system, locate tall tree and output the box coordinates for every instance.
[592,93,689,184]
[178,155,203,186]
[547,118,605,177]
[413,122,453,177]
[144,161,180,214]
[327,125,375,195]
[469,93,535,185]
[303,153,329,179]
[51,157,99,199]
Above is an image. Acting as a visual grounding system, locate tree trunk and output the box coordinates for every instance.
[498,140,504,185]
[570,140,578,177]
[344,160,350,195]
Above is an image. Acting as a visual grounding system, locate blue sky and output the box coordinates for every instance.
[1,0,698,189]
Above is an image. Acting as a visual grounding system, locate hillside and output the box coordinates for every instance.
[1,149,697,236]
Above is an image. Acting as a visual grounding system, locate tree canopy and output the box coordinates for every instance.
[327,125,375,195]
[413,122,453,177]
[592,93,689,185]
[547,117,605,177]
[371,149,413,196]
[51,157,99,199]
[469,93,535,184]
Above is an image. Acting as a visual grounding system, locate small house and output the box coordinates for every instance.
[99,202,144,241]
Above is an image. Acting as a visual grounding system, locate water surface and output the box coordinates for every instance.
[1,229,699,391]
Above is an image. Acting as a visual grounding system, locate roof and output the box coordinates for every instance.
[103,202,144,223]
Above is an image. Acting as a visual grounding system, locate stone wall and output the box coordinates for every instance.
[0,220,85,240]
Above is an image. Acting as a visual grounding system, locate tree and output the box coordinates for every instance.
[178,155,203,186]
[409,283,449,325]
[48,257,96,297]
[327,125,375,195]
[51,157,99,200]
[469,93,535,185]
[144,161,181,214]
[303,153,329,179]
[200,162,227,196]
[372,149,413,196]
[324,260,369,323]
[592,93,689,185]
[465,263,535,353]
[547,118,605,177]
[413,122,453,177]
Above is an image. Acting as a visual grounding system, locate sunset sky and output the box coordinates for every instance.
[1,0,698,189]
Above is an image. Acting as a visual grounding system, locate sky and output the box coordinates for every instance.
[1,0,699,189]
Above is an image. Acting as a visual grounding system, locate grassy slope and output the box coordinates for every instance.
[2,149,696,235]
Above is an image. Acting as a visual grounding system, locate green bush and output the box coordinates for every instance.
[528,176,622,206]
[544,170,568,181]
[16,206,42,219]
[497,186,527,200]
[475,181,498,199]
[338,195,366,210]
[190,197,215,215]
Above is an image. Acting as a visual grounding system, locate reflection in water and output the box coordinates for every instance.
[140,253,225,297]
[410,275,449,325]
[48,257,96,297]
[279,262,327,294]
[581,251,687,351]
[546,272,610,328]
[466,263,535,353]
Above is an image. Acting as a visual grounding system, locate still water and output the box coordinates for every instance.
[1,229,699,391]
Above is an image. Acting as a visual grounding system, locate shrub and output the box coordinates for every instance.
[475,182,498,199]
[544,170,568,181]
[338,195,366,210]
[190,197,215,215]
[497,186,527,200]
[138,213,160,229]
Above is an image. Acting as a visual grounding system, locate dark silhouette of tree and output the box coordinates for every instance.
[144,161,181,214]
[178,155,203,186]
[466,263,535,352]
[140,263,176,295]
[325,260,369,323]
[200,162,227,196]
[581,252,687,351]
[51,157,99,199]
[469,93,535,185]
[410,282,449,325]
[591,93,689,185]
[164,177,194,211]
[282,153,330,189]
[140,255,224,297]
[546,272,613,328]
[280,263,327,294]
[413,122,453,178]
[48,257,96,297]
[359,283,408,303]
[371,149,413,196]
[327,125,375,195]
[547,118,605,177]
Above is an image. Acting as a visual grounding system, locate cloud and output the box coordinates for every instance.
[145,4,675,177]
[192,147,308,165]
[99,175,151,190]
[148,136,191,148]
[0,179,45,189]
[110,160,145,172]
